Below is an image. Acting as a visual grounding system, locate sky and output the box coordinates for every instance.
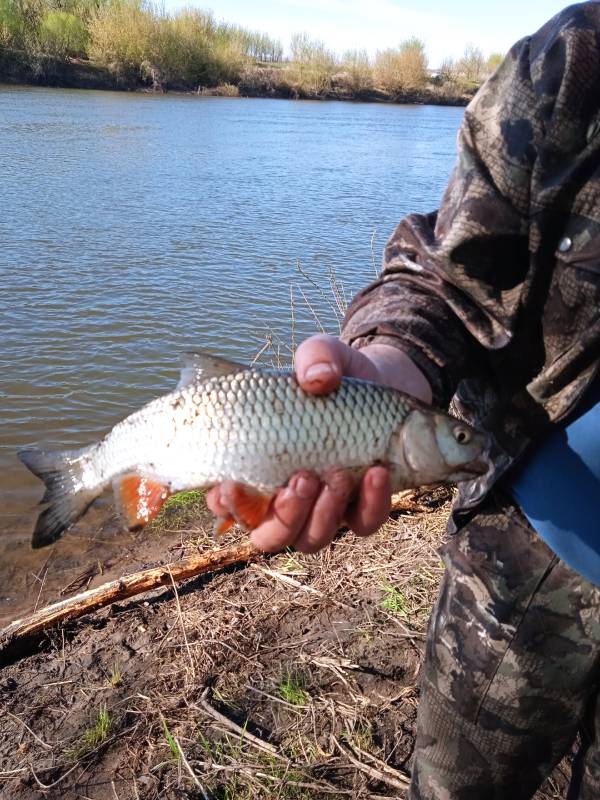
[161,0,571,65]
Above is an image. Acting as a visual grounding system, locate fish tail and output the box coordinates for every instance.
[18,445,104,548]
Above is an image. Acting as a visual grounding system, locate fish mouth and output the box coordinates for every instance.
[461,451,492,477]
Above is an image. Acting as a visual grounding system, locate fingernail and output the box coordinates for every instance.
[303,362,338,383]
[370,469,388,490]
[295,474,317,498]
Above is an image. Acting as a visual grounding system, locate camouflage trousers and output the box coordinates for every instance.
[409,491,600,800]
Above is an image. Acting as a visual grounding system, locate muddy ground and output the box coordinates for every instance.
[0,492,571,799]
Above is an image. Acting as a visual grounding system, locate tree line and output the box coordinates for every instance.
[0,0,503,97]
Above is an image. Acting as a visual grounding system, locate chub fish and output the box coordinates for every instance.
[18,352,489,548]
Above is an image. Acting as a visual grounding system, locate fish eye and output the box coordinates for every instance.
[453,425,471,445]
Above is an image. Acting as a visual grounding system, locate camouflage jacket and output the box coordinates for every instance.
[342,2,600,530]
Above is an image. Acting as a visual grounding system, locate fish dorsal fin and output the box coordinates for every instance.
[177,351,248,389]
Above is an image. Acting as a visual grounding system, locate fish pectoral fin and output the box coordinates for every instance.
[113,474,170,530]
[176,352,248,389]
[213,514,236,538]
[230,485,274,530]
[215,483,274,532]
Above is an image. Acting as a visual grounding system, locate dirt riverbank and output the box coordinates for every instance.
[0,49,473,106]
[0,490,571,799]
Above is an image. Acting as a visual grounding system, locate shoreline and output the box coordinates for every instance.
[0,49,474,107]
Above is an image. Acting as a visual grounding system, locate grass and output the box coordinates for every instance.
[379,573,436,622]
[67,704,111,759]
[161,716,180,761]
[379,581,409,616]
[163,489,205,509]
[150,488,209,533]
[276,552,306,574]
[277,672,309,706]
[1,0,494,100]
[106,663,122,688]
[198,729,312,800]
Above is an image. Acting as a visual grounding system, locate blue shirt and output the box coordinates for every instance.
[510,379,600,587]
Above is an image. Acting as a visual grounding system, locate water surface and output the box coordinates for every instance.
[1,86,463,530]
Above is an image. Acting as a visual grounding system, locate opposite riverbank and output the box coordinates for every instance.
[0,49,476,106]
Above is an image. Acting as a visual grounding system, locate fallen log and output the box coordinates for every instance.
[0,540,260,667]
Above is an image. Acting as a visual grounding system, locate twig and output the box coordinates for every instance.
[255,773,355,795]
[350,740,412,783]
[29,761,81,790]
[327,264,347,322]
[290,282,296,354]
[167,566,195,679]
[4,710,52,751]
[295,259,342,324]
[173,736,209,798]
[251,337,272,366]
[253,565,321,594]
[297,285,326,333]
[252,565,354,610]
[195,694,282,758]
[370,227,379,278]
[32,550,54,613]
[332,736,410,790]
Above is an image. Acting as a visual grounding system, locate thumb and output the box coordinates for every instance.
[294,335,344,395]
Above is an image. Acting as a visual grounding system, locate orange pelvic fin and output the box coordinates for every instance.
[214,514,236,538]
[212,483,274,536]
[229,484,274,530]
[114,474,170,530]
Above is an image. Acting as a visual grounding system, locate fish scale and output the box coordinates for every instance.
[18,352,489,548]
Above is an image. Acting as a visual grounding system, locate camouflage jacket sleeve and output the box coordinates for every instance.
[341,10,565,409]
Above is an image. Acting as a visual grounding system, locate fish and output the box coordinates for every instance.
[18,352,490,549]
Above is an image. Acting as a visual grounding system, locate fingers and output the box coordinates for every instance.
[206,485,230,517]
[292,469,355,553]
[345,466,392,536]
[249,472,321,552]
[210,465,392,556]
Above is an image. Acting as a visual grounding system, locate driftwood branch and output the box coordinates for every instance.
[0,540,260,667]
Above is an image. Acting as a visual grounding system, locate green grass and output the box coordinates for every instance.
[163,490,205,509]
[206,739,311,799]
[379,582,409,616]
[67,704,111,758]
[342,721,375,753]
[277,672,309,706]
[150,489,208,532]
[161,716,180,761]
[197,724,312,798]
[277,553,305,573]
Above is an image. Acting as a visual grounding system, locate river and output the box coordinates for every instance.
[0,85,463,575]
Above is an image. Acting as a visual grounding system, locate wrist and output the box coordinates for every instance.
[359,343,433,404]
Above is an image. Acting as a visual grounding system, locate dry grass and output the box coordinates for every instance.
[0,489,570,798]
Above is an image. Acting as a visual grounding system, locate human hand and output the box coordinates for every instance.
[206,334,432,554]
